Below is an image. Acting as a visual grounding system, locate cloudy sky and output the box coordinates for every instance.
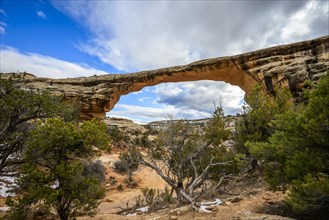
[0,0,328,123]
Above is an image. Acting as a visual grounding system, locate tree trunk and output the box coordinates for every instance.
[57,207,68,220]
[179,190,199,210]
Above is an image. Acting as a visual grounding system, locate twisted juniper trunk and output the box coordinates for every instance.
[57,207,68,220]
[56,191,69,220]
[176,181,184,202]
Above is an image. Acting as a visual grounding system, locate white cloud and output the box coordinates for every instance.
[0,21,6,34]
[0,9,7,34]
[154,84,183,97]
[53,0,328,72]
[108,80,244,123]
[0,26,5,34]
[153,81,245,115]
[281,1,329,42]
[36,11,47,20]
[0,46,109,78]
[138,97,151,102]
[107,103,211,124]
[0,9,7,17]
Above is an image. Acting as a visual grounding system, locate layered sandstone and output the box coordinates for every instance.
[2,36,329,119]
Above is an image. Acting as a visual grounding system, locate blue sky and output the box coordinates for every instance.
[1,0,328,123]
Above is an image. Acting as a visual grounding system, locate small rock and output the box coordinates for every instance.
[225,201,232,206]
[170,215,178,220]
[169,205,191,215]
[266,201,275,204]
[229,196,243,203]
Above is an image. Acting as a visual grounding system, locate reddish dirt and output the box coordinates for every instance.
[93,152,169,215]
[1,152,320,219]
[77,152,299,220]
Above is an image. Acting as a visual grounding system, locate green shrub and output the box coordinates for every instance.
[113,149,139,174]
[247,74,329,214]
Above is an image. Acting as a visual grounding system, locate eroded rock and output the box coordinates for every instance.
[2,36,328,119]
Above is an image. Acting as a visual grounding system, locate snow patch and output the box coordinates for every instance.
[0,176,16,197]
[126,212,137,216]
[124,205,149,216]
[200,198,222,213]
[136,206,149,212]
[0,207,11,212]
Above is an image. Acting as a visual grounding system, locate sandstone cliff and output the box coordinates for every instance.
[2,36,328,119]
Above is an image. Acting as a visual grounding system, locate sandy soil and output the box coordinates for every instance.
[78,189,294,220]
[77,152,298,220]
[96,152,169,215]
[0,152,311,220]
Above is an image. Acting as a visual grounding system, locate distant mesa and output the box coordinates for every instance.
[2,36,329,119]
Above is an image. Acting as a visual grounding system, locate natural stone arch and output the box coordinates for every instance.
[106,60,257,114]
[6,36,329,119]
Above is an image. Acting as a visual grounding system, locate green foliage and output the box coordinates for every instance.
[205,107,230,146]
[141,187,157,205]
[133,109,236,203]
[82,160,106,182]
[246,74,329,214]
[0,74,79,177]
[108,176,118,185]
[161,187,174,204]
[6,118,109,220]
[114,149,139,174]
[233,153,249,172]
[107,126,125,143]
[81,118,111,152]
[134,133,152,148]
[203,107,242,180]
[140,187,173,211]
[207,146,239,181]
[304,75,329,148]
[234,86,292,153]
[154,119,207,180]
[285,175,329,213]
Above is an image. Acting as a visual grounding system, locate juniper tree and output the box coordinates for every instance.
[130,109,236,209]
[6,118,110,220]
[0,74,79,182]
[246,74,329,214]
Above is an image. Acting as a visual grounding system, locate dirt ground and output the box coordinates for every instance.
[77,152,295,220]
[0,151,323,219]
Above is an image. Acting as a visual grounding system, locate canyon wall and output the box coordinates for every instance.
[4,36,329,119]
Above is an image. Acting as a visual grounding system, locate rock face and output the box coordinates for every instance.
[3,36,329,119]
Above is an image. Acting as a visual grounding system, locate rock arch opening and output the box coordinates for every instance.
[106,80,245,124]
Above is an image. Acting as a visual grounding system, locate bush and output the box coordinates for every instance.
[6,118,108,220]
[114,149,139,174]
[246,74,329,214]
[113,160,130,174]
[234,86,292,154]
[117,184,124,191]
[109,176,118,185]
[139,187,174,211]
[82,160,106,182]
[134,133,152,148]
[0,74,80,178]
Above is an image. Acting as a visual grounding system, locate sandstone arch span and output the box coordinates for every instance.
[6,36,329,119]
